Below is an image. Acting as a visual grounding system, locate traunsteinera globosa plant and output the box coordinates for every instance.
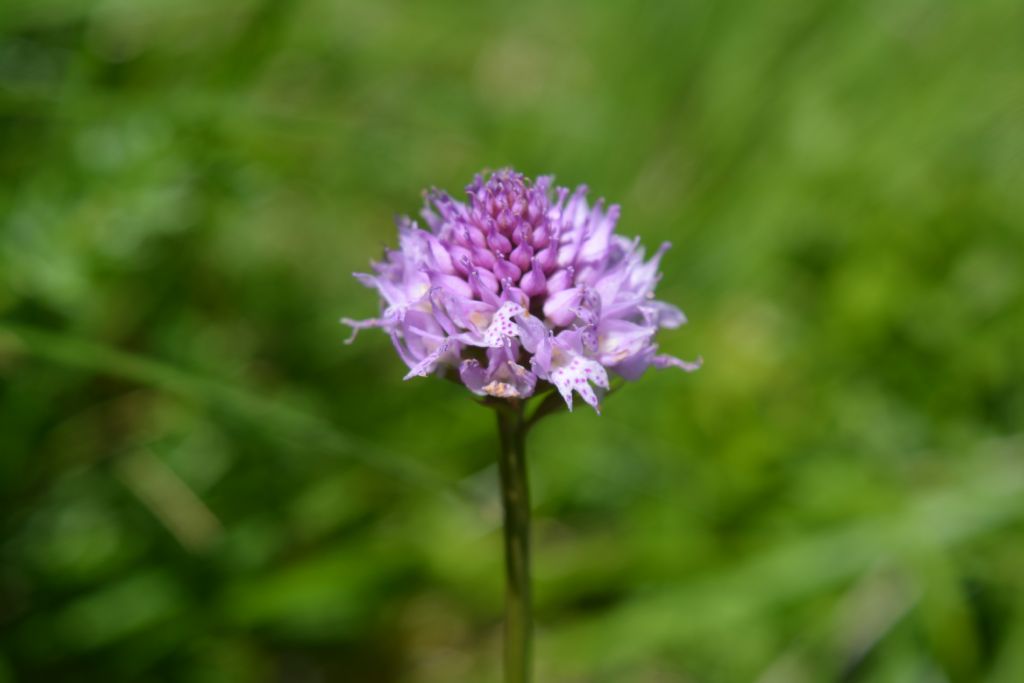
[343,169,699,682]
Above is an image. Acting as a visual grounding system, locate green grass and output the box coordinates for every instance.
[1,0,1023,681]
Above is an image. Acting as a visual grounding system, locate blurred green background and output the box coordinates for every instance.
[1,0,1023,681]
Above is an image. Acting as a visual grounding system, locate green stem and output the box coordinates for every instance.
[496,401,532,683]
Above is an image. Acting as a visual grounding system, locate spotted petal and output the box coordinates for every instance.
[549,345,610,412]
[483,301,525,348]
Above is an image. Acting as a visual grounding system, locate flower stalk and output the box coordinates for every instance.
[495,400,532,683]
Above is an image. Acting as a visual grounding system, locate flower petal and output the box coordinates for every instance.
[653,353,703,372]
[640,300,687,329]
[339,316,390,344]
[597,319,655,366]
[459,358,488,392]
[403,338,453,380]
[483,301,525,348]
[548,342,609,413]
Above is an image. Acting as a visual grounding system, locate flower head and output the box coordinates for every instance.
[343,169,700,412]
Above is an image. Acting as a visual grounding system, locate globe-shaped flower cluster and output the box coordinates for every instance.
[343,169,700,412]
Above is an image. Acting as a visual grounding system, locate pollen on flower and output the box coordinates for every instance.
[483,381,521,398]
[344,168,699,414]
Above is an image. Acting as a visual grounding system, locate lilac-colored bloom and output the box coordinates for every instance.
[342,169,700,413]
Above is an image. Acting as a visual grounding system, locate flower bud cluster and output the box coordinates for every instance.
[344,169,699,412]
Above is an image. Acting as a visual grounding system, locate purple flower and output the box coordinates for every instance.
[342,169,700,413]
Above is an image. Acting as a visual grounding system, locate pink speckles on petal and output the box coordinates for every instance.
[589,361,610,390]
[549,351,608,412]
[483,301,525,348]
